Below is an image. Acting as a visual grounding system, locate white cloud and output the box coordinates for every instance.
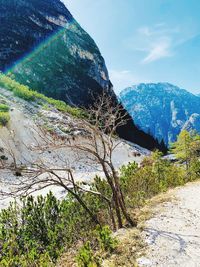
[142,37,172,63]
[138,24,179,37]
[131,24,200,64]
[124,23,194,64]
[136,24,177,64]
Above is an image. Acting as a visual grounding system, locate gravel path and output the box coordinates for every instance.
[138,181,200,267]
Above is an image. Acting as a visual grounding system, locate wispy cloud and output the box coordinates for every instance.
[137,24,177,63]
[125,23,199,64]
[138,24,179,37]
[142,37,172,63]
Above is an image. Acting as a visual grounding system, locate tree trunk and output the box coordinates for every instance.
[100,161,123,228]
[111,167,137,227]
[108,202,117,231]
[118,195,137,227]
[112,192,123,228]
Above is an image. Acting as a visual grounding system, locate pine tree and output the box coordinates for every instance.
[171,130,200,180]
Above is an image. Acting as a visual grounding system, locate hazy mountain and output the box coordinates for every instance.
[119,83,200,145]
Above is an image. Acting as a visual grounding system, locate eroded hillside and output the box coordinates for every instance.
[0,84,148,208]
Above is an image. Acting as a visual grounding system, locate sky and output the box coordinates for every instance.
[64,0,200,95]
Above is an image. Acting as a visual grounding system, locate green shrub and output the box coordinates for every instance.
[76,241,100,267]
[95,225,118,252]
[0,104,9,112]
[0,112,10,126]
[0,192,98,266]
[119,148,198,209]
[46,97,87,118]
[13,86,36,101]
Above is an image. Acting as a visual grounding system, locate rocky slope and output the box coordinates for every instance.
[0,0,163,151]
[0,85,149,208]
[119,83,200,145]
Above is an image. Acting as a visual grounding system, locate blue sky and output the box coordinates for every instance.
[64,0,200,95]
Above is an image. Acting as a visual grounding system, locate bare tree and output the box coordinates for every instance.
[0,93,137,229]
[66,93,137,228]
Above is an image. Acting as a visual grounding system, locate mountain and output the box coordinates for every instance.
[0,0,164,151]
[0,0,112,106]
[119,83,200,145]
[183,113,200,133]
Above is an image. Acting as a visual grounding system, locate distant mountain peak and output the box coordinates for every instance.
[119,83,200,145]
[121,82,193,95]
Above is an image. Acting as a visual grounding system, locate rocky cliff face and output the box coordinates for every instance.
[119,83,200,145]
[0,0,112,106]
[183,113,200,133]
[0,0,163,151]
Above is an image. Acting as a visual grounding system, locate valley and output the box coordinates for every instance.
[0,0,199,266]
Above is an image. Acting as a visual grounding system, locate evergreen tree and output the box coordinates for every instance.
[171,130,200,180]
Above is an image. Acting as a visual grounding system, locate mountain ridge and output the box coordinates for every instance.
[120,82,195,96]
[119,83,200,145]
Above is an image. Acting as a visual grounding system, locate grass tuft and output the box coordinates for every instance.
[0,111,10,126]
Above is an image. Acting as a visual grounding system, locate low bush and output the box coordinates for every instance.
[0,111,10,126]
[76,241,100,267]
[120,151,186,208]
[0,104,9,112]
[95,225,118,253]
[0,192,98,266]
[13,85,36,101]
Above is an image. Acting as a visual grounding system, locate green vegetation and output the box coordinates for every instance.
[0,112,10,126]
[120,151,185,208]
[0,103,10,126]
[0,73,86,118]
[0,130,199,266]
[75,227,118,267]
[76,241,101,267]
[0,193,90,266]
[171,130,200,180]
[0,104,9,112]
[95,225,118,253]
[0,192,116,267]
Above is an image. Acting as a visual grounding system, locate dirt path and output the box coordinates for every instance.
[138,181,200,267]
